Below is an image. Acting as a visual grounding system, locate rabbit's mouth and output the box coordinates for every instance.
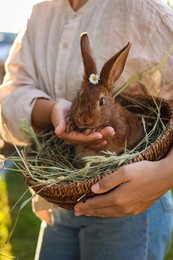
[77,127,86,133]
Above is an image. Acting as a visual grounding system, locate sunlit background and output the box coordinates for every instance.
[0,0,43,32]
[0,1,173,260]
[0,0,172,32]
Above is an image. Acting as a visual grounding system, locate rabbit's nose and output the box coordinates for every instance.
[83,118,93,127]
[84,122,88,127]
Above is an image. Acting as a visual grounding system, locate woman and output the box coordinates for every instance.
[1,0,173,259]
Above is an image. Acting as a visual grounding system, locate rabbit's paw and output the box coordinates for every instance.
[83,128,96,135]
[66,120,77,132]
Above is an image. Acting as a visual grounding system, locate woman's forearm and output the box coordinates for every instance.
[31,98,55,131]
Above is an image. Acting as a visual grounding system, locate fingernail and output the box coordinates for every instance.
[96,133,102,139]
[110,131,115,136]
[108,129,115,136]
[91,183,100,192]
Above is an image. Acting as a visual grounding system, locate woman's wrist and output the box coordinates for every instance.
[31,98,56,131]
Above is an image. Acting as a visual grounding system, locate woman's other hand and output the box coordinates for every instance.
[74,152,173,217]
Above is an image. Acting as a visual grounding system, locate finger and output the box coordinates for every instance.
[99,126,115,138]
[91,169,126,194]
[58,131,103,144]
[61,127,114,143]
[75,206,126,217]
[74,190,116,211]
[55,119,66,135]
[52,99,71,134]
[52,104,67,135]
[75,200,156,217]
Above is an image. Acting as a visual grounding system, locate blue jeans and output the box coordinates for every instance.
[34,191,173,260]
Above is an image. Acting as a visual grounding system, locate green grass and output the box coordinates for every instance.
[166,232,173,259]
[0,167,40,260]
[0,175,13,259]
[0,166,173,259]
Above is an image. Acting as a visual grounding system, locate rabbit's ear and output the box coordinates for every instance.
[100,42,131,89]
[80,32,98,81]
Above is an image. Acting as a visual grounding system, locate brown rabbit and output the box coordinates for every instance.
[66,32,144,165]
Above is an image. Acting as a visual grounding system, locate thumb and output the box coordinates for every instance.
[55,119,66,135]
[52,99,71,135]
[91,169,125,194]
[52,106,66,135]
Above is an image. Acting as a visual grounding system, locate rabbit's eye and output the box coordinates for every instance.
[99,97,105,107]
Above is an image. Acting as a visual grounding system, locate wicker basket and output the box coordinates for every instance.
[25,95,173,209]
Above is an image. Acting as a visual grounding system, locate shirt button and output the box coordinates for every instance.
[71,14,77,19]
[62,42,68,49]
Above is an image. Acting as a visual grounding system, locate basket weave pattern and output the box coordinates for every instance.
[25,95,173,209]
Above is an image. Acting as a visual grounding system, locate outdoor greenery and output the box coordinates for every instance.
[0,1,173,259]
[0,175,12,259]
[0,169,40,260]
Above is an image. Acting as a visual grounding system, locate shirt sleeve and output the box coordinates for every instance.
[148,3,173,101]
[0,14,52,145]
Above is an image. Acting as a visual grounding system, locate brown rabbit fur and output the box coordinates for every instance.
[66,33,144,165]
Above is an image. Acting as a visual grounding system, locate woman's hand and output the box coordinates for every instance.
[31,193,54,225]
[35,209,54,225]
[74,157,173,217]
[51,98,115,148]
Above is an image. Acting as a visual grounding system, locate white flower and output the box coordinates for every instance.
[89,73,99,84]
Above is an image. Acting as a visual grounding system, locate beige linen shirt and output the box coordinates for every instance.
[1,0,173,144]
